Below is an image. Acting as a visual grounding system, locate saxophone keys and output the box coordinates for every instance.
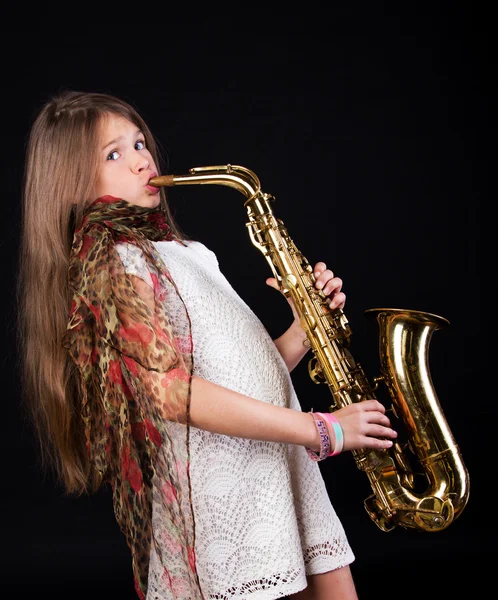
[300,314,316,331]
[282,273,298,294]
[413,497,455,531]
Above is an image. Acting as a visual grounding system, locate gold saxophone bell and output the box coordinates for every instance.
[149,165,470,532]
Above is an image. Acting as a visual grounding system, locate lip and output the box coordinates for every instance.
[146,172,160,193]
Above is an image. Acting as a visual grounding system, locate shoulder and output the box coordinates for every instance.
[114,241,148,268]
[155,239,220,269]
[185,240,220,268]
[114,242,153,285]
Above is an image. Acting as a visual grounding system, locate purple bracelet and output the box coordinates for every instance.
[306,412,331,461]
[316,411,344,456]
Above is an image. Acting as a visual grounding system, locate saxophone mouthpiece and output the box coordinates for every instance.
[149,175,175,187]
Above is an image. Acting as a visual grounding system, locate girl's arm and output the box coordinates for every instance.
[189,375,397,453]
[190,375,320,449]
[269,262,345,371]
[128,272,396,453]
[272,321,309,372]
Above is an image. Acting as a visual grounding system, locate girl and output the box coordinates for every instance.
[18,90,397,600]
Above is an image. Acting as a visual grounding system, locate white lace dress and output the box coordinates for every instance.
[116,239,355,600]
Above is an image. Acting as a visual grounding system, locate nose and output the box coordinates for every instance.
[131,151,149,174]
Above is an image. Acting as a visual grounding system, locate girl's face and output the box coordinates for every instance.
[93,114,161,208]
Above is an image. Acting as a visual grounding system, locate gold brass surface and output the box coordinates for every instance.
[149,165,470,532]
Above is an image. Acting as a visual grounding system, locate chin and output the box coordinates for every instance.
[148,197,161,208]
[133,197,160,208]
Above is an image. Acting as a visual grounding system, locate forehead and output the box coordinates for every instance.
[99,113,138,144]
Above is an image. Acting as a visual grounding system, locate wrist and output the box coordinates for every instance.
[286,320,311,358]
[305,411,345,461]
[318,412,344,456]
[289,318,308,342]
[307,412,322,452]
[305,412,331,461]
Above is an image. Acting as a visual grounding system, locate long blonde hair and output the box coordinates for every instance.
[17,90,184,494]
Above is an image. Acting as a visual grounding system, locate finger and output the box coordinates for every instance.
[359,400,387,413]
[314,268,335,290]
[361,408,391,424]
[366,424,398,439]
[322,276,342,296]
[368,413,393,428]
[364,437,395,450]
[265,277,280,291]
[328,292,346,310]
[313,262,327,279]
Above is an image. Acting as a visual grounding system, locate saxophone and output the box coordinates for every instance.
[149,165,470,532]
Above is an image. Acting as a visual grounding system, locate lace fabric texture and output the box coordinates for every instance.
[117,240,355,600]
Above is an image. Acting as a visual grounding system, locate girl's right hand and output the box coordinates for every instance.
[331,400,397,452]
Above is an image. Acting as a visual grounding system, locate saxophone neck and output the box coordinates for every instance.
[149,164,262,201]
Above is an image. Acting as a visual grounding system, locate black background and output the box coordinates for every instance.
[1,7,494,599]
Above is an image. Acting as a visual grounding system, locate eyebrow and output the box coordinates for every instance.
[102,129,144,151]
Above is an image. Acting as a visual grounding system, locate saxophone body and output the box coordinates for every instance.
[149,165,470,532]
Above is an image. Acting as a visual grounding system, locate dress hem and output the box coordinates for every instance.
[202,551,356,600]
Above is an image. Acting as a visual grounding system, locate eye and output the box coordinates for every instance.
[135,139,145,150]
[106,150,120,161]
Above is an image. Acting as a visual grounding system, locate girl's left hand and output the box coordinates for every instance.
[266,261,346,320]
[311,262,346,310]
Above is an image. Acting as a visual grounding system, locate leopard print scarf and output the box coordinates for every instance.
[62,195,203,599]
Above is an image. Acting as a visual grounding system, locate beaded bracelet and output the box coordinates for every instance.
[305,413,331,461]
[316,412,344,456]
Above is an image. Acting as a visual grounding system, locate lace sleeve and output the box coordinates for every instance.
[189,241,220,269]
[116,242,154,287]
